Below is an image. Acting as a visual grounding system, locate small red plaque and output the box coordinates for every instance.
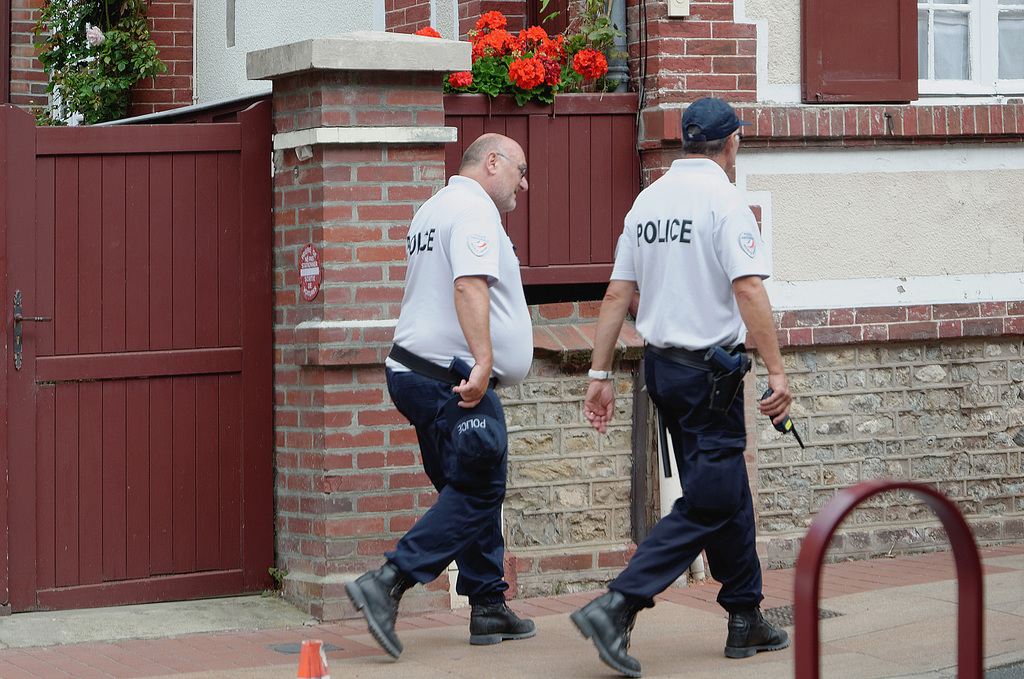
[299,244,321,302]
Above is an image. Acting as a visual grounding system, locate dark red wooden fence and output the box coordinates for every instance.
[1,101,274,612]
[444,93,640,286]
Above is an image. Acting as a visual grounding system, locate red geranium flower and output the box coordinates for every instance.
[572,48,608,79]
[415,27,441,38]
[508,57,546,90]
[538,36,565,61]
[518,26,548,49]
[476,11,507,31]
[537,53,562,86]
[474,28,518,58]
[448,71,473,88]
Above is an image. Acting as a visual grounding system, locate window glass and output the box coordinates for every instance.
[919,0,1024,92]
[998,9,1024,77]
[919,10,931,78]
[934,11,971,78]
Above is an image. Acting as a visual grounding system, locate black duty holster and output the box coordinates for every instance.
[704,345,751,413]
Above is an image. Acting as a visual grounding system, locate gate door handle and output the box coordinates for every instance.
[13,289,51,370]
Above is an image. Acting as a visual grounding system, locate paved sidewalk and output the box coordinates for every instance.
[0,544,1020,679]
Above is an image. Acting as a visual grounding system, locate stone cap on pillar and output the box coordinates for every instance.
[246,30,471,81]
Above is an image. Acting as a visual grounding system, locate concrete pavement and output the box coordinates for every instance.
[0,543,1020,678]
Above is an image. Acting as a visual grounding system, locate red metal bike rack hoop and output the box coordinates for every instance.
[793,479,984,679]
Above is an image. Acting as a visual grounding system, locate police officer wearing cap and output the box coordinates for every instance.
[569,97,794,677]
[345,133,536,657]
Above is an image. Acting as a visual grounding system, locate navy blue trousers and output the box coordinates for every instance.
[610,352,764,613]
[384,368,508,606]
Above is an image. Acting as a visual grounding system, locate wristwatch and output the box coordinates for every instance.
[588,369,612,380]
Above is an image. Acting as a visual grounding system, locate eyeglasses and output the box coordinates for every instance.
[496,152,528,179]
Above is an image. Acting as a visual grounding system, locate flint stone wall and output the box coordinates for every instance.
[756,338,1024,567]
[500,359,643,597]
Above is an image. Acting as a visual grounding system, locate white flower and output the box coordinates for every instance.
[85,25,105,47]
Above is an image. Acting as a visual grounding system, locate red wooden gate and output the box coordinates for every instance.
[0,101,274,611]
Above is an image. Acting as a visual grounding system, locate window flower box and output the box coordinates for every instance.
[444,92,640,286]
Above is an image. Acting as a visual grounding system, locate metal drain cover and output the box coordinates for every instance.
[762,605,842,627]
[268,642,343,655]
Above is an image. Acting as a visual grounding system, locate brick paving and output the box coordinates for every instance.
[0,544,1019,678]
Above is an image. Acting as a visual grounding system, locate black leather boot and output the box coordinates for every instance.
[345,561,413,658]
[570,590,646,678]
[469,601,537,645]
[724,607,791,658]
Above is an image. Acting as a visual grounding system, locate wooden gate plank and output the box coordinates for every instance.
[125,154,151,352]
[567,115,592,264]
[36,386,56,590]
[102,381,128,582]
[78,156,103,355]
[35,154,57,593]
[217,152,243,572]
[101,155,127,352]
[124,154,152,582]
[172,376,198,574]
[54,385,80,588]
[79,381,103,585]
[53,157,80,356]
[196,378,221,570]
[237,99,274,589]
[149,378,174,575]
[218,375,242,570]
[36,347,243,381]
[589,115,613,262]
[217,153,242,345]
[125,380,150,580]
[150,155,174,352]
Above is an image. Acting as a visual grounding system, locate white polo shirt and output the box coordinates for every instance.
[611,158,771,350]
[387,176,533,386]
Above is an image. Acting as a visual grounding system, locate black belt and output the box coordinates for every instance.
[389,344,498,389]
[646,345,711,371]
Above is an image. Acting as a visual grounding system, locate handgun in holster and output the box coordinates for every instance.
[704,346,751,413]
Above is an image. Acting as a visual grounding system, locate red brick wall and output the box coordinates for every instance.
[128,0,193,116]
[626,0,756,108]
[385,0,432,33]
[459,0,483,37]
[775,303,1024,349]
[10,0,45,108]
[269,68,456,619]
[481,0,528,31]
[8,0,192,117]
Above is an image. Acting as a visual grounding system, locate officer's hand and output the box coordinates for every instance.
[452,364,490,408]
[585,379,615,434]
[758,373,792,425]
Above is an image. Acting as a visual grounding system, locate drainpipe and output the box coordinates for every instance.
[607,0,629,92]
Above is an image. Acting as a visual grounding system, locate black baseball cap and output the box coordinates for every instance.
[445,390,507,471]
[681,97,751,142]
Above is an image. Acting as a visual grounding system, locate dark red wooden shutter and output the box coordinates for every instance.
[527,0,569,36]
[802,0,918,103]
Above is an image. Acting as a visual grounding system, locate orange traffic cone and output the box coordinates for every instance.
[297,639,330,679]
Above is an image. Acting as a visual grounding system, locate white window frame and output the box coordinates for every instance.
[918,0,1024,96]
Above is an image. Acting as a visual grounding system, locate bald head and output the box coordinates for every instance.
[460,133,511,173]
[458,133,528,213]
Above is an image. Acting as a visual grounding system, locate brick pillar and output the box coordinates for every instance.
[248,32,470,621]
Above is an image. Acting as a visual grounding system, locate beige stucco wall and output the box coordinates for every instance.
[745,167,1024,283]
[743,0,800,86]
[198,1,381,103]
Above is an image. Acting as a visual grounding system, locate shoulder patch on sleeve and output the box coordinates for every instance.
[468,233,490,257]
[739,232,757,258]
